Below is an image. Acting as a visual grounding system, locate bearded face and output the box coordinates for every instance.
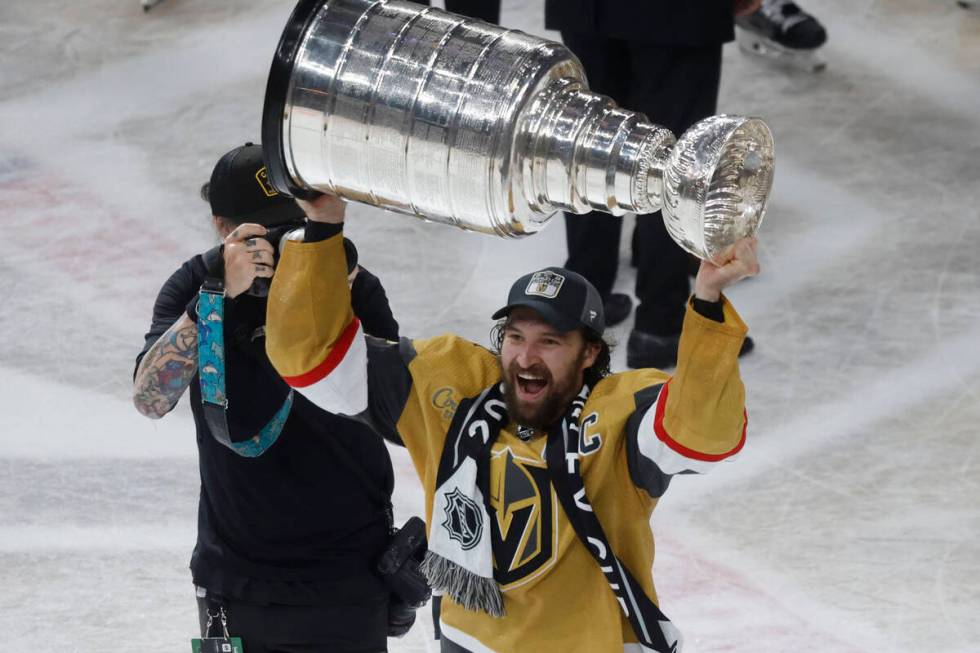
[498,308,598,430]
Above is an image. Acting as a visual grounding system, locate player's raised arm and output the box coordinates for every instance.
[627,238,759,495]
[264,194,372,417]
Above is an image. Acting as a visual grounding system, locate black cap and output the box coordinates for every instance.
[206,143,306,226]
[492,267,605,336]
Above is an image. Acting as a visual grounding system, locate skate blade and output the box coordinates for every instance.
[735,28,827,73]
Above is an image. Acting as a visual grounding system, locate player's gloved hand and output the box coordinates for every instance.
[693,236,761,302]
[223,223,275,298]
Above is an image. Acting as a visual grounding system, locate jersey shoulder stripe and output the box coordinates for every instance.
[634,380,746,478]
[282,317,361,387]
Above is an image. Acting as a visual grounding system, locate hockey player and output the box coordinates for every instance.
[264,193,758,653]
[736,0,829,72]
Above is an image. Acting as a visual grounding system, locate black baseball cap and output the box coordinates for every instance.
[205,143,306,226]
[492,267,605,336]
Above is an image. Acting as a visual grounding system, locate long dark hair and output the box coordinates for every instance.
[490,319,613,388]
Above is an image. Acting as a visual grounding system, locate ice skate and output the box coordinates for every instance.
[957,0,975,9]
[141,0,165,12]
[736,0,828,72]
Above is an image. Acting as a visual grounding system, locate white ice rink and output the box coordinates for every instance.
[2,0,979,651]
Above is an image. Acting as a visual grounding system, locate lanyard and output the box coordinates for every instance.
[197,279,293,457]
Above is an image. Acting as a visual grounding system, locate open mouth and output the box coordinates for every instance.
[516,373,548,400]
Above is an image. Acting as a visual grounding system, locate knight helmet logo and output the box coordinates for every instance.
[488,446,556,586]
[442,488,484,550]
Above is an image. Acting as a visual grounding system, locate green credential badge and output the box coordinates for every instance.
[192,605,243,652]
[191,637,244,653]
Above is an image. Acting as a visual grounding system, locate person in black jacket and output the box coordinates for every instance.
[545,0,760,368]
[133,143,401,653]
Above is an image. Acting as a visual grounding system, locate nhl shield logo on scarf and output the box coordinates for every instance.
[442,488,484,550]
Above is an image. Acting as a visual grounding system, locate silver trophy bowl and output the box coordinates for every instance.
[262,0,775,261]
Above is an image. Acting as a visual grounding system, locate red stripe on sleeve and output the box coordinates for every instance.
[281,317,361,388]
[652,380,747,462]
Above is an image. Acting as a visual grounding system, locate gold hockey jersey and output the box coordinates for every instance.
[267,233,749,653]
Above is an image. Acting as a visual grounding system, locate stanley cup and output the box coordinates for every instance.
[262,0,775,261]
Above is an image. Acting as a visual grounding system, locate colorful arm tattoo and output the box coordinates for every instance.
[133,314,199,418]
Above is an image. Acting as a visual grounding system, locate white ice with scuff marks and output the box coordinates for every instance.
[2,0,979,651]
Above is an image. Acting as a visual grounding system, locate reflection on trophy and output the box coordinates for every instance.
[262,0,775,262]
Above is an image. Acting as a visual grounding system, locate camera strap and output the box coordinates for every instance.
[197,275,294,458]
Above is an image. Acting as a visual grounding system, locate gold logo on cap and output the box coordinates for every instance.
[255,166,278,197]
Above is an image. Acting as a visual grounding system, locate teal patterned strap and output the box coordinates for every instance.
[197,286,292,457]
[197,288,227,408]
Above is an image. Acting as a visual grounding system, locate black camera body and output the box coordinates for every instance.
[377,516,431,637]
[246,224,358,297]
[245,222,303,298]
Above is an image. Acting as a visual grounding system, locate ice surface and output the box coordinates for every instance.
[2,0,979,651]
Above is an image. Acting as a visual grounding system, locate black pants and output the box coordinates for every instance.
[196,593,388,653]
[417,0,500,24]
[561,33,723,335]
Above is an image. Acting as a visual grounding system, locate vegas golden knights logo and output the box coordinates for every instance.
[489,446,556,587]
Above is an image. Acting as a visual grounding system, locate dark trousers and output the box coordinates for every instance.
[561,33,723,335]
[196,593,388,653]
[417,0,500,24]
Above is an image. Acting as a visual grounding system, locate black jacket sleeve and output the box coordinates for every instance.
[351,266,399,341]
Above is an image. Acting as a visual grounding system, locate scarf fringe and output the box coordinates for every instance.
[421,551,505,617]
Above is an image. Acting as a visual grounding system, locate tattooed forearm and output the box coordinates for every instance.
[133,314,199,418]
